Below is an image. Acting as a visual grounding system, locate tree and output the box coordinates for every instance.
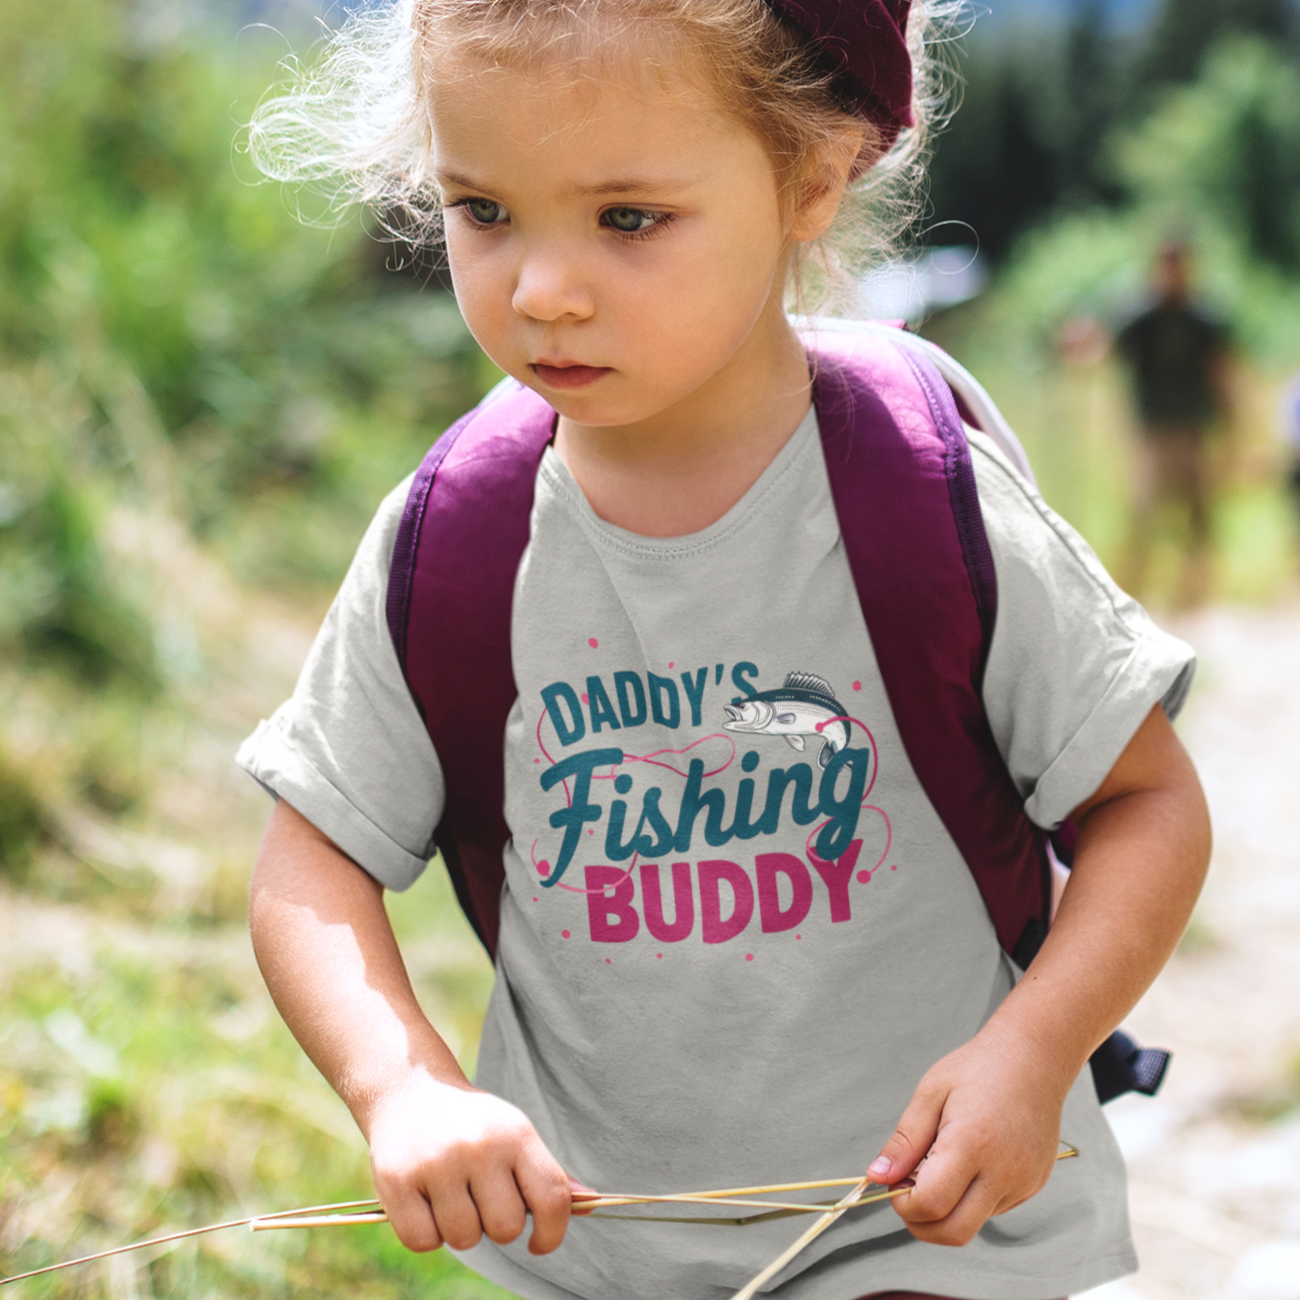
[1138,0,1296,85]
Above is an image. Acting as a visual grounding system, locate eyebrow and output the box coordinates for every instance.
[571,177,695,197]
[435,169,696,198]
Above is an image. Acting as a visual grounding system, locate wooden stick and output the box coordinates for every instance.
[730,1176,877,1300]
[253,1189,896,1232]
[4,1154,1080,1284]
[0,1200,379,1287]
[574,1176,871,1203]
[252,1212,391,1231]
[728,1146,1080,1300]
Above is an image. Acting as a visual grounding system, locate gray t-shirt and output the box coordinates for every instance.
[238,407,1194,1300]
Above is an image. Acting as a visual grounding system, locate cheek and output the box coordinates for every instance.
[617,219,784,347]
[445,230,509,337]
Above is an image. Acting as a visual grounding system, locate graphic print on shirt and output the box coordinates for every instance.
[529,660,896,953]
[722,671,851,768]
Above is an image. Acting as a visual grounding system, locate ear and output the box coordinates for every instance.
[787,125,868,243]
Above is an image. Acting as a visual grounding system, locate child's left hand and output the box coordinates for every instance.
[866,702,1211,1246]
[864,1021,1073,1246]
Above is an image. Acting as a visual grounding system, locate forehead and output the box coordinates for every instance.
[426,50,768,189]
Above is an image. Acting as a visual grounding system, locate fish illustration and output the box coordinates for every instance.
[722,672,852,768]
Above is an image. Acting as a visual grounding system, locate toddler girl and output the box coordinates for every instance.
[238,3,1211,1297]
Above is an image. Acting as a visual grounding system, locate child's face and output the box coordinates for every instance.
[429,58,796,430]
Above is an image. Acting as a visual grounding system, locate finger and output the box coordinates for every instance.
[468,1169,529,1245]
[514,1146,573,1255]
[868,1077,946,1187]
[376,1179,443,1253]
[427,1183,485,1253]
[569,1174,600,1217]
[892,1133,982,1227]
[902,1172,1002,1248]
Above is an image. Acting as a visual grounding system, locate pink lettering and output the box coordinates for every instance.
[699,860,755,944]
[641,862,694,943]
[585,866,640,943]
[756,853,813,933]
[809,840,863,923]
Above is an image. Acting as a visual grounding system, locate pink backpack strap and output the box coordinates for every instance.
[812,342,1051,964]
[387,382,555,958]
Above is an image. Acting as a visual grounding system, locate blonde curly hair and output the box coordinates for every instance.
[248,0,958,312]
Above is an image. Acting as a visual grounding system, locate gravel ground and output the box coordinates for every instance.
[1080,602,1300,1300]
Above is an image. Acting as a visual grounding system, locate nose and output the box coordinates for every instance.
[511,245,595,323]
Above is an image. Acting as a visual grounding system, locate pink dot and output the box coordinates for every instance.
[668,661,674,669]
[857,869,872,884]
[656,953,663,959]
[534,757,540,764]
[795,934,801,940]
[581,693,589,704]
[852,681,862,692]
[745,953,754,962]
[891,864,898,871]
[588,828,595,835]
[562,930,571,938]
[588,637,599,649]
[605,958,611,964]
[537,860,550,876]
[533,896,538,903]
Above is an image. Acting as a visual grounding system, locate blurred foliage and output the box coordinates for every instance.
[926,1,1300,609]
[0,0,479,604]
[928,0,1300,263]
[0,751,48,878]
[0,871,505,1296]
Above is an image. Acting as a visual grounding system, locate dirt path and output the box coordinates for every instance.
[1082,602,1300,1300]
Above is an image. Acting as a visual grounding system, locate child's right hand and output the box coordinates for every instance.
[362,1071,580,1256]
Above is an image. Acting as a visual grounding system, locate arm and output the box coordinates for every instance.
[867,703,1211,1245]
[249,799,577,1255]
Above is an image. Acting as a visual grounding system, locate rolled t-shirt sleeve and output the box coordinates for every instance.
[235,475,445,890]
[971,430,1196,830]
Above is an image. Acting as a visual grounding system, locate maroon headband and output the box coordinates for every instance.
[765,0,915,145]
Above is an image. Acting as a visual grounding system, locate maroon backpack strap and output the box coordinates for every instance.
[812,342,1051,964]
[387,382,556,959]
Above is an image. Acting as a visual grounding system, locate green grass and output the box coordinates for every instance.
[0,863,513,1298]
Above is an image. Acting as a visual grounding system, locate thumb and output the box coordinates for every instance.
[868,1085,944,1186]
[568,1174,600,1216]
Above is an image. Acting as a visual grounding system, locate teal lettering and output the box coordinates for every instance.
[756,765,819,835]
[673,758,733,851]
[730,773,763,840]
[606,787,676,861]
[539,747,622,884]
[648,673,681,729]
[680,667,707,727]
[614,671,648,728]
[541,682,585,747]
[586,676,621,734]
[815,748,871,861]
[731,661,759,700]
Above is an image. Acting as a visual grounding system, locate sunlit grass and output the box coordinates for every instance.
[0,853,510,1298]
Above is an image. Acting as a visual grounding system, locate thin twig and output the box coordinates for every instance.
[0,1200,381,1287]
[730,1177,877,1300]
[728,1145,1081,1300]
[251,1187,917,1233]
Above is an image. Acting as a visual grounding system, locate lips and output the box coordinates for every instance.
[531,361,611,390]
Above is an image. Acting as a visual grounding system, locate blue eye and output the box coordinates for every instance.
[602,207,663,235]
[462,198,507,226]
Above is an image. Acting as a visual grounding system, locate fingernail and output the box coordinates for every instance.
[868,1158,892,1179]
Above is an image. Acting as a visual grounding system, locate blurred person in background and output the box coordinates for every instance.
[1283,372,1300,550]
[1116,239,1231,607]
